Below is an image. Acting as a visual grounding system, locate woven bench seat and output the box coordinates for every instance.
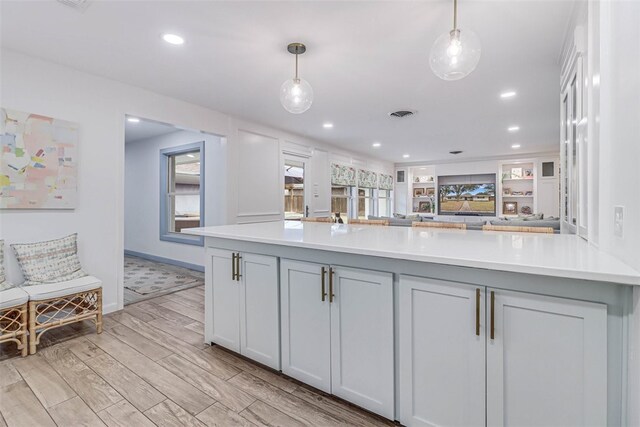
[23,276,102,301]
[0,286,29,309]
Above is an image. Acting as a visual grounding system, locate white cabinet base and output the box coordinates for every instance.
[280,259,331,392]
[331,266,394,419]
[487,289,607,427]
[399,276,485,427]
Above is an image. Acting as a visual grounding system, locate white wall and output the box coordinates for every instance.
[124,130,226,268]
[0,49,392,313]
[597,3,640,425]
[597,1,640,272]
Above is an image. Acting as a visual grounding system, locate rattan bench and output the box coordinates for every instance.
[23,276,103,355]
[0,286,29,357]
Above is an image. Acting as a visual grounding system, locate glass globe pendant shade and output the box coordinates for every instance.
[430,28,481,81]
[280,78,313,114]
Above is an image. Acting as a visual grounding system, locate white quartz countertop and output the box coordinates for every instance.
[183,221,640,285]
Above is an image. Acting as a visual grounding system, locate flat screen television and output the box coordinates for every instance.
[438,174,496,216]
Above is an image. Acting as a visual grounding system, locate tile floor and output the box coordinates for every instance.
[0,285,395,426]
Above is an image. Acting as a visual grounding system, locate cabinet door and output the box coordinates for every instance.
[330,266,394,419]
[280,259,331,392]
[399,276,485,427]
[239,253,280,370]
[210,248,240,352]
[487,289,607,427]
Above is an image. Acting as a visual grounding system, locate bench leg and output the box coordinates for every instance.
[28,301,37,355]
[20,304,28,357]
[96,288,103,334]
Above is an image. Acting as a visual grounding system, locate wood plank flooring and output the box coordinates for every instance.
[0,285,395,426]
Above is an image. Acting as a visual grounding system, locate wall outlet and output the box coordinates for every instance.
[614,206,624,238]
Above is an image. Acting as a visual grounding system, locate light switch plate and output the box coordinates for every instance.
[614,206,624,238]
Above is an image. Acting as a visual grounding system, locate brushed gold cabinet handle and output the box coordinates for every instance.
[475,288,480,336]
[329,267,335,303]
[231,253,236,280]
[236,254,242,281]
[321,267,327,302]
[490,291,495,340]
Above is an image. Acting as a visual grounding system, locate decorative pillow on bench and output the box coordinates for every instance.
[11,234,87,285]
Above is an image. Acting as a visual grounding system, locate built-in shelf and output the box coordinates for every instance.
[500,162,536,217]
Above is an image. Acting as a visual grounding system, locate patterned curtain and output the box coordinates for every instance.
[358,169,378,189]
[379,174,393,190]
[331,163,356,186]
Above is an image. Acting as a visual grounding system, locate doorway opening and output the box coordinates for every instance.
[123,116,224,306]
[284,159,306,220]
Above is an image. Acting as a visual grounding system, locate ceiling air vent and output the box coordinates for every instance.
[389,110,415,118]
[57,0,91,11]
[449,150,463,155]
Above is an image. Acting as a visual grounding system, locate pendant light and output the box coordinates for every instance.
[429,0,481,81]
[280,43,314,114]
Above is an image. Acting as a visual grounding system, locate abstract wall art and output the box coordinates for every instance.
[0,108,78,209]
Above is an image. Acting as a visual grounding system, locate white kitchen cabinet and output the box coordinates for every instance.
[399,276,486,427]
[239,253,280,369]
[208,248,280,370]
[399,275,608,427]
[330,266,394,419]
[210,248,240,352]
[280,259,331,392]
[280,259,394,417]
[486,288,607,427]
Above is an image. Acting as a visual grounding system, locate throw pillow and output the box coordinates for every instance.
[0,239,5,285]
[11,234,87,285]
[519,213,544,221]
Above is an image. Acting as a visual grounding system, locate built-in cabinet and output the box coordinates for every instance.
[208,248,280,369]
[399,275,607,427]
[280,259,394,419]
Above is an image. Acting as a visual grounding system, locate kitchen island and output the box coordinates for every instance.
[185,221,639,426]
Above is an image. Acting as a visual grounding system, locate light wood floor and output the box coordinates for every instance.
[0,285,395,426]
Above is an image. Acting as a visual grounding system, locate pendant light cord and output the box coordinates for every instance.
[295,53,299,80]
[453,0,458,30]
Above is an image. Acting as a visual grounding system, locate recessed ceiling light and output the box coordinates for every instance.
[402,154,410,158]
[500,91,517,99]
[162,33,185,45]
[323,123,334,129]
[420,167,427,170]
[508,126,520,132]
[511,144,521,149]
[127,117,140,123]
[187,154,195,158]
[372,142,381,148]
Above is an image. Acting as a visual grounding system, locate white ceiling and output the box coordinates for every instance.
[124,118,178,143]
[1,0,575,163]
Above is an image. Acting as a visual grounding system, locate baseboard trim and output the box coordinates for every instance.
[103,302,119,315]
[124,249,205,273]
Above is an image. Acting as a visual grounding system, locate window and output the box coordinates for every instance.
[358,188,374,219]
[331,186,352,223]
[378,189,391,217]
[160,142,204,246]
